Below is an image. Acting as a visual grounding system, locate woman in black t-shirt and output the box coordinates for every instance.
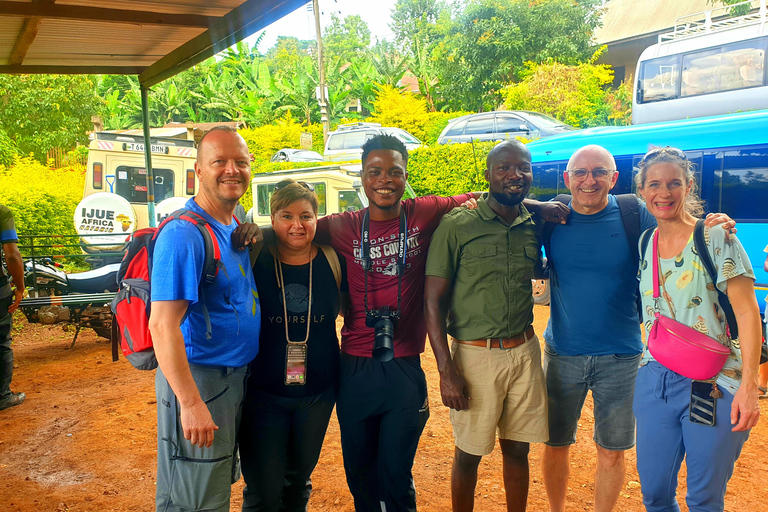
[240,179,347,511]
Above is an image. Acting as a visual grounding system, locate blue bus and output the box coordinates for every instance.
[526,109,768,314]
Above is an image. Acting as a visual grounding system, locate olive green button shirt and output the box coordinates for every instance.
[425,194,542,341]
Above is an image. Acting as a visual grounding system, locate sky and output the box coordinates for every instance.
[247,0,400,52]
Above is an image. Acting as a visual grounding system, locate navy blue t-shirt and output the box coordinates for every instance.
[543,195,656,355]
[151,198,261,367]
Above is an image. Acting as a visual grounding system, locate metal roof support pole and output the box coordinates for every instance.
[140,84,157,227]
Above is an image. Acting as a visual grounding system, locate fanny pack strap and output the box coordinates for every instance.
[652,229,678,320]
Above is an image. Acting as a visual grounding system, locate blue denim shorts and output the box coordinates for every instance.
[543,344,641,450]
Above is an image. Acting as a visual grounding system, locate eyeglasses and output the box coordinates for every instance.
[568,168,614,181]
[274,180,315,192]
[640,147,687,163]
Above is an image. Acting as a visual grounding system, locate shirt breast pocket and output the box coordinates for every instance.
[462,244,498,279]
[521,245,539,281]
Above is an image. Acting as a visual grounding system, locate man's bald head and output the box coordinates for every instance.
[197,126,246,162]
[564,144,619,215]
[487,139,531,169]
[566,145,616,173]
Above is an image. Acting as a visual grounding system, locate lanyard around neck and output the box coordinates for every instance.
[360,207,407,313]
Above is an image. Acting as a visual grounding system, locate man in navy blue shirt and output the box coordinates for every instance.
[149,126,261,512]
[541,145,654,512]
[540,145,733,512]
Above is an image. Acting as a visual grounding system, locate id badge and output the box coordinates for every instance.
[285,344,307,386]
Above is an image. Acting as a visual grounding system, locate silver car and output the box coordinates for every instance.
[437,111,575,144]
[324,122,422,162]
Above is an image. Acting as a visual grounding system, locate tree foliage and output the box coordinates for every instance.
[0,156,84,243]
[0,75,101,161]
[435,0,603,111]
[501,58,632,128]
[324,14,371,60]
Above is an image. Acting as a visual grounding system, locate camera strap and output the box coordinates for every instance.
[360,207,407,313]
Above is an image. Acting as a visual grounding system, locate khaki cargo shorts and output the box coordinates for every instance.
[449,334,548,456]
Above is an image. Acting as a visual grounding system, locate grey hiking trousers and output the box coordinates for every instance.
[155,363,248,512]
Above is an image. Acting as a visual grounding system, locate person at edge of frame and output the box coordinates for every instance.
[0,202,26,412]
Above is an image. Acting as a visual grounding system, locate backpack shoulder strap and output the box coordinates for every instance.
[693,219,739,339]
[639,228,654,262]
[616,194,642,268]
[153,209,221,339]
[542,194,572,257]
[318,244,342,289]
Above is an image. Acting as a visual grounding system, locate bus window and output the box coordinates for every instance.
[718,147,768,221]
[256,182,327,216]
[638,55,679,103]
[683,40,767,97]
[115,166,174,203]
[530,162,563,201]
[339,190,363,213]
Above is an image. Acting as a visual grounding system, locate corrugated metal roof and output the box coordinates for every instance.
[595,0,720,44]
[0,0,308,87]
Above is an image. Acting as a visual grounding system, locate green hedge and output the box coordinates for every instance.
[407,141,497,197]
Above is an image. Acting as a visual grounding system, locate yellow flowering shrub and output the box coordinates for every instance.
[0,156,85,253]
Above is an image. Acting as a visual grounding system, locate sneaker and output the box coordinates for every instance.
[0,392,25,411]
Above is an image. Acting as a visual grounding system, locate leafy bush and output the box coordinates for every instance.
[0,157,85,254]
[407,141,497,197]
[0,129,20,168]
[501,58,632,128]
[368,86,473,144]
[369,85,432,141]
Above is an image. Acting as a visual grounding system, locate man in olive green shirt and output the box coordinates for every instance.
[425,140,547,512]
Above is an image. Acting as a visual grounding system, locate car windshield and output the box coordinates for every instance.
[523,112,574,131]
[387,128,421,144]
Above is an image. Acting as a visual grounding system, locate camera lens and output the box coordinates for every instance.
[372,318,395,362]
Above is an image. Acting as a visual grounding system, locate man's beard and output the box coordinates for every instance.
[490,188,525,208]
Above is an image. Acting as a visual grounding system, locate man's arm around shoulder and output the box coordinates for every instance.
[149,301,218,448]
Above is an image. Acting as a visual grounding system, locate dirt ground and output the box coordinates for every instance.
[1,306,766,511]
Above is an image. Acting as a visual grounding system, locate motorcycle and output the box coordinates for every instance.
[20,258,120,340]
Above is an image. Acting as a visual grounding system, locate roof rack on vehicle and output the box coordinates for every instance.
[335,122,382,131]
[659,0,766,43]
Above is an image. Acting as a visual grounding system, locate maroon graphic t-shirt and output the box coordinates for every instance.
[316,194,472,357]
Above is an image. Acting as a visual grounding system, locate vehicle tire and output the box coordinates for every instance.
[93,327,111,339]
[532,279,550,306]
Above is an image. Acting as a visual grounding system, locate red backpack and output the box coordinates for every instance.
[110,209,234,370]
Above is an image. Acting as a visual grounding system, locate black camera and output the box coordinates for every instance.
[365,306,401,362]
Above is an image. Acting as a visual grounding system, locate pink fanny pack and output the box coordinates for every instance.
[647,230,730,380]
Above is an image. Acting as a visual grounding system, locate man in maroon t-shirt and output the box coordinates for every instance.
[311,135,473,511]
[309,135,567,511]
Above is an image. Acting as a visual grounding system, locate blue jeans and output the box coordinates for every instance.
[543,344,641,450]
[633,362,750,512]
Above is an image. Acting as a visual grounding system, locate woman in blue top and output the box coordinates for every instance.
[633,147,761,511]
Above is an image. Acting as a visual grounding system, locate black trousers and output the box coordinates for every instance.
[239,386,335,512]
[336,354,430,512]
[0,291,14,401]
